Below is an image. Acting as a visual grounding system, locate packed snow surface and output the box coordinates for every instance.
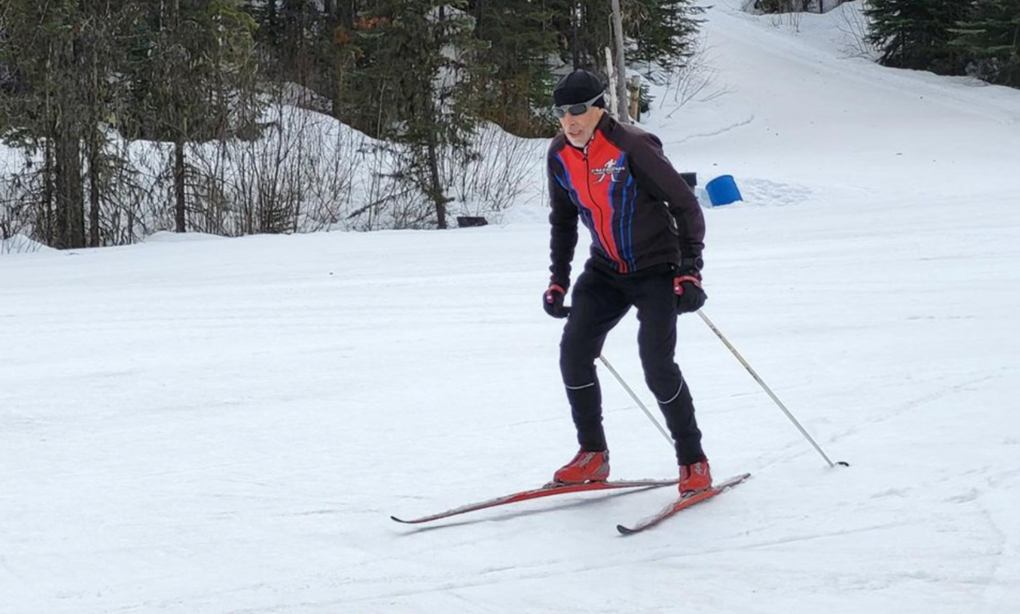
[2,2,1019,612]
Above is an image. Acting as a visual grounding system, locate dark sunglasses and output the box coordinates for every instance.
[552,93,604,118]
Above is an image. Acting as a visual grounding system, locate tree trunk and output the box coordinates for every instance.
[174,138,186,232]
[41,138,55,246]
[610,0,629,122]
[337,0,354,28]
[54,133,85,249]
[46,35,86,249]
[87,45,102,247]
[88,132,101,247]
[571,5,582,68]
[426,137,447,230]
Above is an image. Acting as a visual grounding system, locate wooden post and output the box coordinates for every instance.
[604,47,617,118]
[628,76,641,122]
[610,0,630,123]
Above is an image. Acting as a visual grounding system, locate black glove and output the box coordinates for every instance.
[673,269,707,314]
[543,284,570,319]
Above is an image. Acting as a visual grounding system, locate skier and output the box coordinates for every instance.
[542,69,711,496]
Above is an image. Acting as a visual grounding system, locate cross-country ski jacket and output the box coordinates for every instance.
[547,113,705,288]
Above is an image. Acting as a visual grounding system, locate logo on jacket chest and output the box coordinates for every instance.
[591,158,625,184]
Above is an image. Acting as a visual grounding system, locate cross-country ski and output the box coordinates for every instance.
[392,478,677,525]
[616,473,751,535]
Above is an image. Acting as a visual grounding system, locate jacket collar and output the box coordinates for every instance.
[565,111,615,152]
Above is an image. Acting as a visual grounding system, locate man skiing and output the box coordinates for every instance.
[542,69,711,496]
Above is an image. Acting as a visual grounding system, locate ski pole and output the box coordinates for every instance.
[598,354,674,448]
[696,310,847,468]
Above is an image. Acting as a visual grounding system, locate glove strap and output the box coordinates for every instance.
[673,275,702,295]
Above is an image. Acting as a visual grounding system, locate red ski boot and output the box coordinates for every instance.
[553,450,610,484]
[679,459,712,496]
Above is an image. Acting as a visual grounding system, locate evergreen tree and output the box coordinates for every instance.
[953,0,1020,87]
[467,0,560,137]
[0,0,139,248]
[624,0,704,77]
[865,0,975,74]
[344,1,483,229]
[545,1,702,75]
[241,1,363,116]
[465,0,702,133]
[125,0,262,233]
[245,0,331,95]
[242,0,703,138]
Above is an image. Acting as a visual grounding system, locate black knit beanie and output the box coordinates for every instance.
[553,70,606,107]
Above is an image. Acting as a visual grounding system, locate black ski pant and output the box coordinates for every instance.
[559,263,705,466]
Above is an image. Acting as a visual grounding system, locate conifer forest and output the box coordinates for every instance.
[1,1,1016,248]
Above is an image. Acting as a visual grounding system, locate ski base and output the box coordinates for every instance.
[617,472,751,535]
[392,478,678,525]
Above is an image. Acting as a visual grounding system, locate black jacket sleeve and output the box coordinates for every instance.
[547,148,578,289]
[627,132,705,260]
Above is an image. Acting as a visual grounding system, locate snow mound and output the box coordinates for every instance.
[0,234,56,255]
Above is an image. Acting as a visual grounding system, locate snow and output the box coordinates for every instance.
[2,1,1019,612]
[0,235,54,255]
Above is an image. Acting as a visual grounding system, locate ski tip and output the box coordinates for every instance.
[390,515,411,524]
[616,524,636,535]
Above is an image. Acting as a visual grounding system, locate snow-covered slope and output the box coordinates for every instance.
[647,1,1020,201]
[2,2,1019,613]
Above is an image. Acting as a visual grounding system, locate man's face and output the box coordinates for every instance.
[558,105,604,148]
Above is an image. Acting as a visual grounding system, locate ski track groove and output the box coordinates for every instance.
[307,522,914,609]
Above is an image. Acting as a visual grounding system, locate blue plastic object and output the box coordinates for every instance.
[705,174,743,206]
